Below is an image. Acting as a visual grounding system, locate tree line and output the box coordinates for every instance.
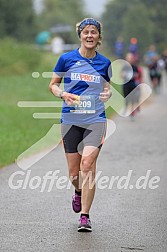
[0,0,36,41]
[0,0,85,43]
[1,0,166,55]
[101,0,167,55]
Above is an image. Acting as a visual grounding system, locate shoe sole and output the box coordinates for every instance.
[78,227,92,232]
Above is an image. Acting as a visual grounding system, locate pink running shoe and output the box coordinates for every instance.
[72,193,81,213]
[78,216,92,232]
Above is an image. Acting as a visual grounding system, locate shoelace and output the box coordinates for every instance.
[73,194,81,205]
[79,216,89,224]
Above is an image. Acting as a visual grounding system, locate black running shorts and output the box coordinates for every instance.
[61,122,107,153]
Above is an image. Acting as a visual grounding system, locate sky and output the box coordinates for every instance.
[33,0,44,14]
[84,0,109,17]
[33,0,109,17]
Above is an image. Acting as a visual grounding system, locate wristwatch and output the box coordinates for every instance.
[59,90,64,99]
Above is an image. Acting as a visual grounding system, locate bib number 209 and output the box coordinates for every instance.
[70,95,95,114]
[78,100,91,108]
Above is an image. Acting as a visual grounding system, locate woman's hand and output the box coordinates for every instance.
[62,92,80,106]
[99,87,112,102]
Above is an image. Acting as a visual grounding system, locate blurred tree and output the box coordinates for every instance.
[140,0,167,49]
[122,2,153,55]
[36,0,85,43]
[102,0,131,55]
[0,0,37,41]
[102,0,167,55]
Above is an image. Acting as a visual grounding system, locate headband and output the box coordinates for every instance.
[78,18,101,37]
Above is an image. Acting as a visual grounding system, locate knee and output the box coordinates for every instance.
[81,158,95,175]
[68,166,79,179]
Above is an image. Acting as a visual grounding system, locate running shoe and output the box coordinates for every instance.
[78,216,92,232]
[72,193,81,213]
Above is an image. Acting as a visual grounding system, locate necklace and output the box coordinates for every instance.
[79,48,96,60]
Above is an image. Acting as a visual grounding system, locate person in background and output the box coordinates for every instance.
[128,37,139,62]
[133,60,143,114]
[115,37,124,58]
[122,53,140,119]
[144,45,162,93]
[49,18,112,232]
[144,45,158,64]
[161,49,167,74]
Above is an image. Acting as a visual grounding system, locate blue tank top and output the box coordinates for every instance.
[53,49,112,125]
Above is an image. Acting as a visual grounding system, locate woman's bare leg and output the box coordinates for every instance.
[65,153,81,191]
[80,146,100,214]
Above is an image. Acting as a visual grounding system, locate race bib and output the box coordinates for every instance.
[70,95,95,114]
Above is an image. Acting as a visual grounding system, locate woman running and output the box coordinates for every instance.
[49,18,112,232]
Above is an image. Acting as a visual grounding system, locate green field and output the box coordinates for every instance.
[0,73,63,168]
[0,39,123,168]
[0,39,61,167]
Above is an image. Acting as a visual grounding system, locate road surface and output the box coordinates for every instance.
[0,73,167,252]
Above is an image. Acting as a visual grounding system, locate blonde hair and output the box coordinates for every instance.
[76,18,102,48]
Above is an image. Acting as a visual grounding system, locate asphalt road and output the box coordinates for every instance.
[0,73,167,252]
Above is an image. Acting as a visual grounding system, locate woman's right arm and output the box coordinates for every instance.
[49,73,78,105]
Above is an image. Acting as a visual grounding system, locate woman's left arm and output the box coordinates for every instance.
[99,82,112,102]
